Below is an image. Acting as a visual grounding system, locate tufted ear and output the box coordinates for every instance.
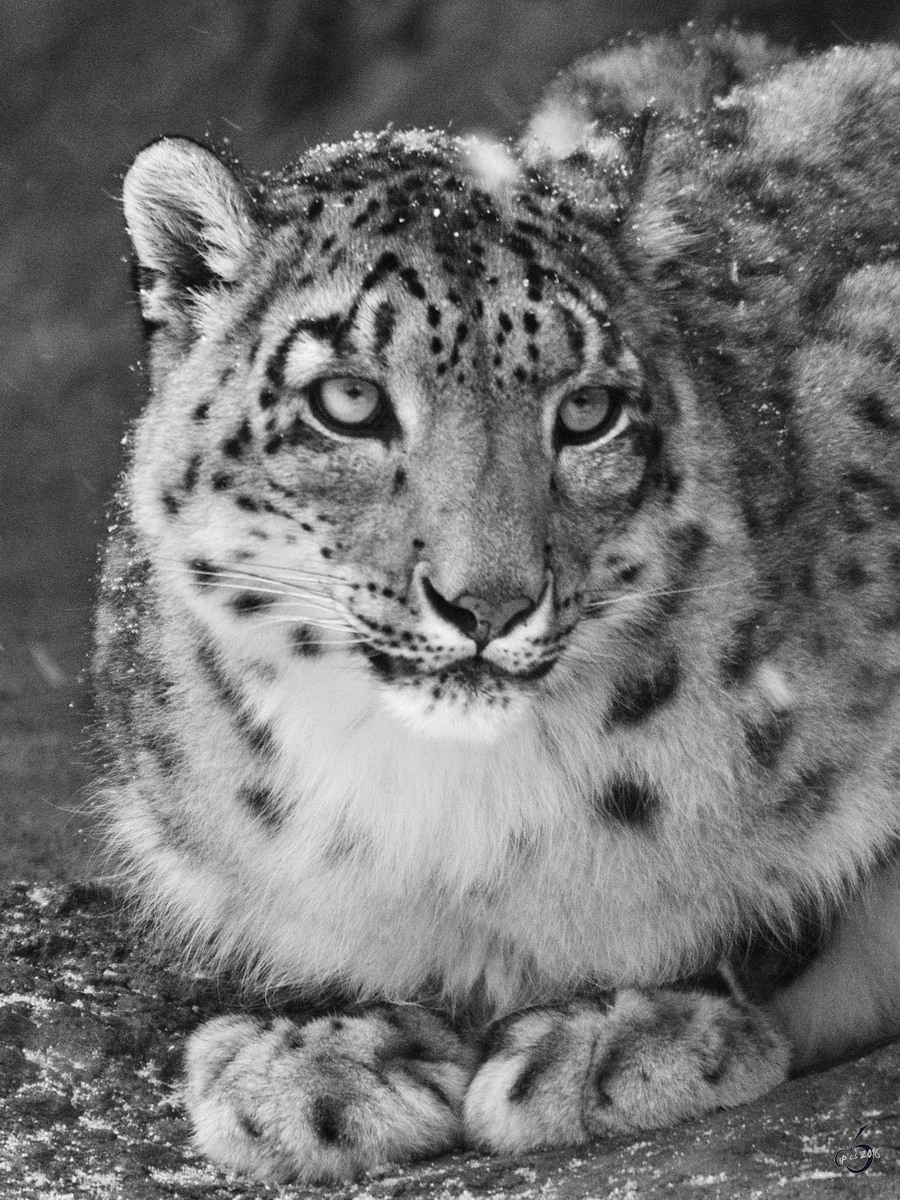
[123,137,256,335]
[521,96,654,213]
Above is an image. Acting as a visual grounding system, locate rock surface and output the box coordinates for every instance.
[0,882,897,1199]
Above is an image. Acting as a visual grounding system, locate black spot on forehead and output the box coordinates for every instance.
[399,266,427,300]
[506,232,536,260]
[351,196,380,228]
[844,466,900,515]
[556,304,585,360]
[372,300,397,359]
[528,262,555,300]
[856,391,899,431]
[361,250,400,292]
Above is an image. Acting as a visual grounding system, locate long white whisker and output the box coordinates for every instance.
[230,561,348,584]
[210,564,346,586]
[189,580,342,609]
[253,617,359,632]
[161,557,346,586]
[192,580,330,601]
[163,570,344,612]
[249,611,359,629]
[163,564,329,592]
[266,638,372,648]
[583,576,751,611]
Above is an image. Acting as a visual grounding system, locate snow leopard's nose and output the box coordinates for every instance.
[420,576,537,649]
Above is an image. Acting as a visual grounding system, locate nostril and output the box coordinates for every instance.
[421,577,482,641]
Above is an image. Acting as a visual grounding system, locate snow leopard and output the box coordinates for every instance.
[93,27,900,1184]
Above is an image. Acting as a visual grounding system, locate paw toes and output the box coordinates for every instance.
[580,991,790,1136]
[184,1008,476,1183]
[464,1006,597,1152]
[463,992,790,1153]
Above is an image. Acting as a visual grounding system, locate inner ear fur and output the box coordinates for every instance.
[123,137,256,316]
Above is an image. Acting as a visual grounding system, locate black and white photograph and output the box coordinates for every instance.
[3,2,900,1195]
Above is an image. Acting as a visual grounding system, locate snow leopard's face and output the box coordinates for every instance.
[124,132,706,738]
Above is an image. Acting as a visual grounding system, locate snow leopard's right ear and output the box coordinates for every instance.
[123,137,256,337]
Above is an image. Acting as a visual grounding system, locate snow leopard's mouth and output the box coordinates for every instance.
[358,643,557,739]
[359,645,557,689]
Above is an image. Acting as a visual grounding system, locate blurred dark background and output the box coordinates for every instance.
[3,0,899,881]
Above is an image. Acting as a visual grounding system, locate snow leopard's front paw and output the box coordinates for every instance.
[463,990,790,1152]
[184,1005,477,1183]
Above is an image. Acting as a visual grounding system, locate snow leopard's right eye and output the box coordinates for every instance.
[307,376,399,441]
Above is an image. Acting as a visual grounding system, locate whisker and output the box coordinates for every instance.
[249,611,360,630]
[561,640,618,665]
[161,567,344,612]
[233,561,348,583]
[161,557,346,587]
[163,563,328,590]
[181,579,330,600]
[210,562,347,586]
[253,618,359,633]
[266,638,372,648]
[582,576,751,612]
[189,580,342,610]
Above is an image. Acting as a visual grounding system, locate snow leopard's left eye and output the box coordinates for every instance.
[555,385,630,446]
[309,376,387,435]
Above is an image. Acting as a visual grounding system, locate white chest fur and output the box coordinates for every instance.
[137,633,831,1014]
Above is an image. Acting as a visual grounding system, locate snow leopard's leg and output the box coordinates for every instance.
[463,988,789,1152]
[185,1004,477,1183]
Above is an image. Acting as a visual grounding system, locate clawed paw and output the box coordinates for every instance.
[463,991,790,1152]
[184,1006,476,1183]
[184,990,789,1181]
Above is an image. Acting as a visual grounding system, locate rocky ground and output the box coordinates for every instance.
[1,882,897,1199]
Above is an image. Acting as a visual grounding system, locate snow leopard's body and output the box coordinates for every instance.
[95,29,900,1183]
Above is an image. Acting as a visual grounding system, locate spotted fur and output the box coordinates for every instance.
[95,28,900,1184]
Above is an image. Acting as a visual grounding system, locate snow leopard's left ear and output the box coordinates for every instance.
[123,136,256,337]
[521,96,654,209]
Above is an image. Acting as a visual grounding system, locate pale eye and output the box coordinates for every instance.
[312,376,383,429]
[556,386,629,445]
